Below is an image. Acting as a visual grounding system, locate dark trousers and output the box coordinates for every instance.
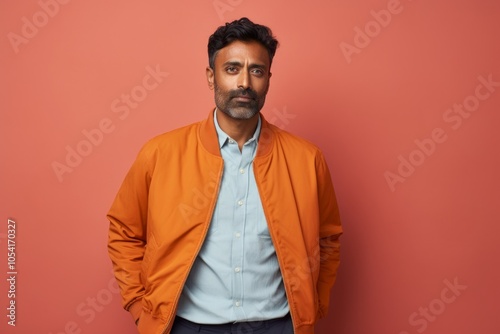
[170,314,294,334]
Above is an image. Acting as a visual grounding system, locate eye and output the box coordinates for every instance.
[251,68,264,76]
[226,66,238,73]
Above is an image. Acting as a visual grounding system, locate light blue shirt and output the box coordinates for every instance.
[176,110,289,324]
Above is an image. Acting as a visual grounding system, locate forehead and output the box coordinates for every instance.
[215,40,270,66]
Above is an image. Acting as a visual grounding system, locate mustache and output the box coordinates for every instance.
[229,89,257,99]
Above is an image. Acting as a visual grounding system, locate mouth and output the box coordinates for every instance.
[233,95,253,102]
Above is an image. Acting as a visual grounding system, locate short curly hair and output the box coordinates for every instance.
[207,17,279,69]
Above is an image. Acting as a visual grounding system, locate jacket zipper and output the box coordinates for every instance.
[253,164,297,332]
[160,161,224,334]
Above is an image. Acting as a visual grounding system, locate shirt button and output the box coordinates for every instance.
[239,168,245,174]
[235,232,241,238]
[237,200,244,206]
[235,301,241,307]
[234,267,241,273]
[229,139,235,144]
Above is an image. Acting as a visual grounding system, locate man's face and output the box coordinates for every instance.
[207,40,272,120]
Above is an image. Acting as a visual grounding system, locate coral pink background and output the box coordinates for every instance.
[1,0,499,333]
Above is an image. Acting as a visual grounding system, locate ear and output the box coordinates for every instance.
[206,66,215,90]
[265,71,272,94]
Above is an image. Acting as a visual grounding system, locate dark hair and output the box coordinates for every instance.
[207,17,279,69]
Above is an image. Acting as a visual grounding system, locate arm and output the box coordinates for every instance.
[107,144,153,324]
[315,151,343,319]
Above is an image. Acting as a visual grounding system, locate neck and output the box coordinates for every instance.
[216,108,259,151]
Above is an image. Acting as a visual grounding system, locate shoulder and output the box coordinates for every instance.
[268,123,323,157]
[139,120,202,155]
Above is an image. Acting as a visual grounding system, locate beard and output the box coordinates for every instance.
[214,81,266,120]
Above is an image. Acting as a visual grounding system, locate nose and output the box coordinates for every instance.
[237,70,250,90]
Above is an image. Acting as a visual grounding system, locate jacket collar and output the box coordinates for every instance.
[199,108,274,158]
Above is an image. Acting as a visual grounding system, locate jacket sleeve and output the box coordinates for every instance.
[107,144,154,324]
[315,150,343,319]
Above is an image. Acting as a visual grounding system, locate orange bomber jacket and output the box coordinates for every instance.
[107,110,343,334]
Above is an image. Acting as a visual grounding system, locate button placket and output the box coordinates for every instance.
[231,146,247,318]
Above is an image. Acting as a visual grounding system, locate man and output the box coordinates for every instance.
[108,17,342,334]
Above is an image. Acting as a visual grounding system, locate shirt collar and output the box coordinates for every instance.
[213,108,261,149]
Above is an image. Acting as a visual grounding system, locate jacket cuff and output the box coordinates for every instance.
[128,300,143,324]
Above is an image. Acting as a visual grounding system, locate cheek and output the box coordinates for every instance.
[215,82,233,96]
[215,73,236,89]
[256,82,270,96]
[214,85,229,98]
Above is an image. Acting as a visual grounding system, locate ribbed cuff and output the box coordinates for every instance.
[128,300,143,325]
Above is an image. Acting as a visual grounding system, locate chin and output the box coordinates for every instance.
[224,107,259,120]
